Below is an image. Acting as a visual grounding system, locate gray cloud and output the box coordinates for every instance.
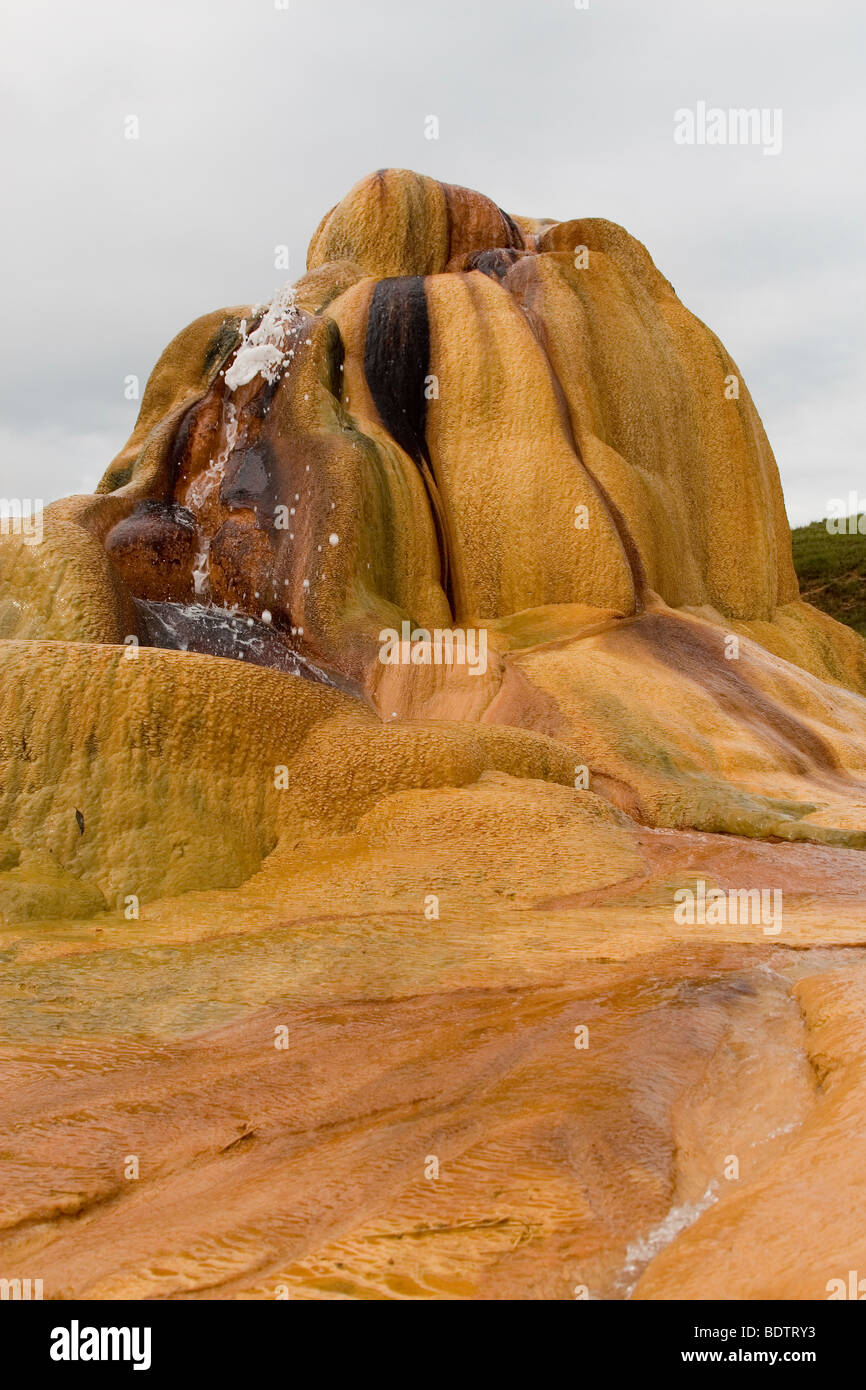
[1,0,862,525]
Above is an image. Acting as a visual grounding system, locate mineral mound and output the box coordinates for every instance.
[1,170,865,1300]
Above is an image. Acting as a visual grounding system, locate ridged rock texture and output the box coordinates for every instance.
[1,170,866,1300]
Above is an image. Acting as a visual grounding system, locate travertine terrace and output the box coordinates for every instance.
[1,170,865,1300]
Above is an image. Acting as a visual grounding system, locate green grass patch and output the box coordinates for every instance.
[791,517,866,637]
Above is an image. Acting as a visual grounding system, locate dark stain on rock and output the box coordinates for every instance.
[364,278,453,607]
[326,318,346,399]
[364,277,431,468]
[221,442,275,516]
[99,463,134,493]
[464,247,525,281]
[168,399,202,481]
[203,317,247,376]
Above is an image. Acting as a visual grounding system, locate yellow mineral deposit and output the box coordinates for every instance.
[1,170,865,1300]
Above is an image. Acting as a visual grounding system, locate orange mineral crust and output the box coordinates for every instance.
[0,170,865,1299]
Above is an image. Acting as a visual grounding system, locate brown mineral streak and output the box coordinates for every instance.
[1,169,866,1300]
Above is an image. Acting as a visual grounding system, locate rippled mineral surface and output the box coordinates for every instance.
[1,169,865,1300]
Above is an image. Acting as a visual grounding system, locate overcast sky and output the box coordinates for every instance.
[1,0,862,525]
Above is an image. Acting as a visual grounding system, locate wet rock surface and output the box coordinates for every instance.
[133,598,358,696]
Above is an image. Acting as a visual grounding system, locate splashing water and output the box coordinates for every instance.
[224,281,301,392]
[184,281,303,597]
